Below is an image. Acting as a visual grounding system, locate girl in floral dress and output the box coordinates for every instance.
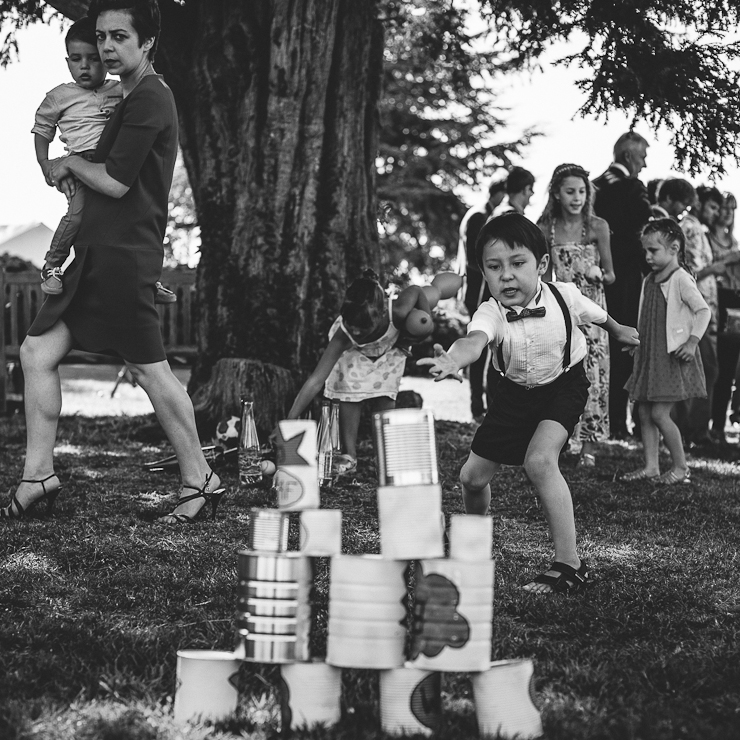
[537,163,616,467]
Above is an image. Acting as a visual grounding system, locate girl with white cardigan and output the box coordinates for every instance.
[622,218,711,484]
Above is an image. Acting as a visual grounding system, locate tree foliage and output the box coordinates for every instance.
[377,0,534,273]
[481,0,740,175]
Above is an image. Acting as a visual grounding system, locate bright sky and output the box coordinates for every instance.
[2,19,740,231]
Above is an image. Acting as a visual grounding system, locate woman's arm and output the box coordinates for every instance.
[49,155,129,199]
[285,329,353,419]
[592,217,615,284]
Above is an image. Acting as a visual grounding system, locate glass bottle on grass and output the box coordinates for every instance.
[239,398,262,486]
[330,400,340,454]
[317,400,333,487]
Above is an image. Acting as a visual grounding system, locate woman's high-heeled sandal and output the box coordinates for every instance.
[158,471,226,524]
[0,474,62,521]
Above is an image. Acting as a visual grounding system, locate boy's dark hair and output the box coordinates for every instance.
[87,0,160,61]
[65,17,97,49]
[506,166,535,195]
[657,178,696,207]
[475,212,548,267]
[642,218,689,272]
[341,268,385,332]
[696,184,723,208]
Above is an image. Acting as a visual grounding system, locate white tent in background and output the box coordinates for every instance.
[0,223,53,269]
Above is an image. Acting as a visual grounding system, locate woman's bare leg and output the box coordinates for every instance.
[7,322,74,513]
[126,360,218,519]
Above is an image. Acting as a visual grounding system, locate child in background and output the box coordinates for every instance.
[622,219,710,484]
[284,269,434,477]
[420,213,639,594]
[32,17,174,303]
[537,163,615,468]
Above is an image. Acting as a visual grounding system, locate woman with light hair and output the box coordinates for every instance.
[538,163,615,467]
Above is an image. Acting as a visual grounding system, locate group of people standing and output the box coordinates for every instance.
[460,131,740,468]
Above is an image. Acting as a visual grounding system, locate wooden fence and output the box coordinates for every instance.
[0,268,197,413]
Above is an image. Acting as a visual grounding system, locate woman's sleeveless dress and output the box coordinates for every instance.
[625,272,706,402]
[323,296,407,402]
[549,223,610,443]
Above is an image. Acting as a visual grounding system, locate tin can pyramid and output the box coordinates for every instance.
[174,408,543,738]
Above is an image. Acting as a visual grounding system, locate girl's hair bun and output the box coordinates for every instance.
[361,268,380,283]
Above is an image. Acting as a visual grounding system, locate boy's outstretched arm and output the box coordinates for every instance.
[417,331,489,382]
[595,315,639,348]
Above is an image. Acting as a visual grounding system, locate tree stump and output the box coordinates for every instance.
[191,358,297,441]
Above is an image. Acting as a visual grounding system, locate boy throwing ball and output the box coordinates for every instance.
[420,213,639,593]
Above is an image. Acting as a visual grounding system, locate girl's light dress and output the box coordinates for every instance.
[625,271,706,402]
[548,224,610,442]
[324,297,407,402]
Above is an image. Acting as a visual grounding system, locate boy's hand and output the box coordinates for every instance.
[614,323,639,348]
[673,336,699,363]
[39,160,54,187]
[416,343,463,382]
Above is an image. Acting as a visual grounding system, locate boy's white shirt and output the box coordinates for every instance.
[637,268,710,353]
[31,79,122,154]
[467,279,608,387]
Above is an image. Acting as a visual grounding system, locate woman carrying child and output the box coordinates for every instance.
[622,218,710,484]
[284,269,435,477]
[537,163,615,468]
[421,213,639,594]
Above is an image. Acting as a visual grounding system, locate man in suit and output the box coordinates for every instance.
[593,132,652,438]
[458,173,508,420]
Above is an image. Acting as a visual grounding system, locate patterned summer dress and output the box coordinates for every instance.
[549,222,610,442]
[625,272,706,403]
[324,296,407,402]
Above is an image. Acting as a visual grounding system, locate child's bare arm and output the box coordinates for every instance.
[34,134,53,186]
[593,218,615,285]
[417,332,489,382]
[595,315,639,348]
[285,330,353,419]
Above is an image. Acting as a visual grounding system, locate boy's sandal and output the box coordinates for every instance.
[333,454,357,477]
[577,453,596,468]
[523,560,590,595]
[619,468,659,482]
[657,468,691,485]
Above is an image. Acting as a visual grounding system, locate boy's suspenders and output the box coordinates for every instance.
[494,282,572,377]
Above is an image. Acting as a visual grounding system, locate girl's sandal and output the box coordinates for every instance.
[619,468,659,482]
[657,468,691,485]
[523,560,590,594]
[333,454,357,477]
[577,453,596,468]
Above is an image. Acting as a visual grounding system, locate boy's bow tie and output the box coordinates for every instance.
[506,306,546,322]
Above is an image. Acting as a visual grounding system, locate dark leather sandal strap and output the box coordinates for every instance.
[21,474,57,496]
[550,561,588,583]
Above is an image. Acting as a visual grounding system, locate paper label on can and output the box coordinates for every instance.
[275,467,319,510]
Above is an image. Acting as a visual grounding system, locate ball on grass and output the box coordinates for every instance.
[215,415,241,448]
[260,459,277,477]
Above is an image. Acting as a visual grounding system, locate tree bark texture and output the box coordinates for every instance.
[156,0,385,395]
[190,357,297,439]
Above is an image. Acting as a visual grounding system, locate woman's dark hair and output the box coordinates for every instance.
[642,218,690,273]
[475,212,548,268]
[65,17,97,49]
[87,0,160,61]
[341,269,385,332]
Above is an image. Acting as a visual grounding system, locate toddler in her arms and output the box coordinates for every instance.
[420,213,639,594]
[32,17,175,304]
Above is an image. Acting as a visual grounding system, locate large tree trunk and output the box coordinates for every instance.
[156,0,385,405]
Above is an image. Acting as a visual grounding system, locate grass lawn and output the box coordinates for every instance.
[1,413,739,740]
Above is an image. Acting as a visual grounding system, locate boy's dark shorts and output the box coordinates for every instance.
[471,360,590,466]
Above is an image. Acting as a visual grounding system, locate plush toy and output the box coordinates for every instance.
[404,272,463,338]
